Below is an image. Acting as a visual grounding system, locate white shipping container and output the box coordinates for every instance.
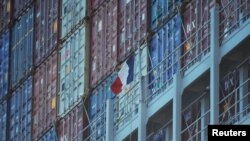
[58,25,88,117]
[61,0,87,39]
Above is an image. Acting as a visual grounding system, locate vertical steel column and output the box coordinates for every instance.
[173,71,182,141]
[106,99,114,141]
[138,47,147,141]
[239,65,248,120]
[210,1,220,124]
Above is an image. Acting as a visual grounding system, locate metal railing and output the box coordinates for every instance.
[181,93,210,141]
[145,17,211,103]
[179,19,211,74]
[219,73,250,124]
[80,105,107,141]
[113,81,140,134]
[219,0,250,45]
[146,119,173,141]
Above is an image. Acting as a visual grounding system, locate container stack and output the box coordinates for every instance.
[31,0,59,140]
[0,1,11,141]
[57,0,89,140]
[0,0,250,141]
[8,1,34,141]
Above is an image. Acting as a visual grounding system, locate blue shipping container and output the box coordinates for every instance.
[0,100,7,141]
[150,0,181,31]
[149,14,182,92]
[9,77,32,141]
[89,74,116,141]
[37,128,57,141]
[11,7,33,87]
[0,32,9,99]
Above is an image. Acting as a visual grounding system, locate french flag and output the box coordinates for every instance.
[111,55,134,95]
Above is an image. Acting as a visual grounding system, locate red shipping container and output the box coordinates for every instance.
[90,0,118,87]
[90,0,105,11]
[13,0,33,19]
[34,0,59,66]
[0,0,11,32]
[118,0,148,62]
[182,0,210,70]
[57,102,88,141]
[32,51,58,140]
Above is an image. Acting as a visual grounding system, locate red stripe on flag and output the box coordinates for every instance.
[111,77,123,95]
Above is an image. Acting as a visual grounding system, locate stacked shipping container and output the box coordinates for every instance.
[34,0,59,66]
[57,0,89,140]
[58,26,87,117]
[89,74,115,140]
[219,0,250,44]
[13,0,33,20]
[9,78,32,141]
[219,70,239,124]
[37,128,57,141]
[0,0,11,33]
[181,0,210,71]
[57,102,88,141]
[90,0,118,87]
[181,93,210,141]
[90,0,105,11]
[0,100,7,141]
[0,32,9,100]
[61,0,87,39]
[32,52,58,140]
[11,7,33,87]
[0,0,249,141]
[150,0,181,31]
[31,0,60,140]
[117,0,148,62]
[148,15,182,99]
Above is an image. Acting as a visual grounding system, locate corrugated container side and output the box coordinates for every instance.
[182,0,210,70]
[148,14,182,95]
[58,26,87,117]
[0,32,9,99]
[219,70,239,123]
[90,0,105,11]
[11,7,33,87]
[90,0,118,87]
[61,0,87,39]
[9,78,32,141]
[0,0,11,32]
[13,0,32,19]
[89,74,115,141]
[114,46,148,131]
[34,0,59,66]
[57,102,88,141]
[37,127,57,141]
[0,100,7,141]
[150,0,181,31]
[118,0,147,62]
[32,52,58,141]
